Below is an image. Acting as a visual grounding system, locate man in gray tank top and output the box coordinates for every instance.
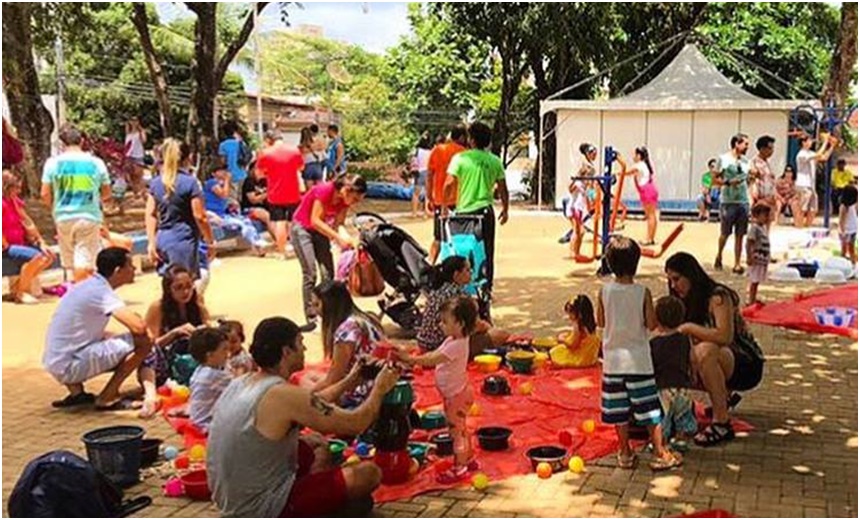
[207,317,399,517]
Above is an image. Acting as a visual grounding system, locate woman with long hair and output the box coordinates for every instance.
[664,252,764,447]
[290,174,367,332]
[145,138,215,278]
[310,280,386,407]
[617,146,660,245]
[299,126,325,189]
[139,264,210,418]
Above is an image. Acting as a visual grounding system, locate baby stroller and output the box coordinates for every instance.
[354,212,431,333]
[438,215,492,320]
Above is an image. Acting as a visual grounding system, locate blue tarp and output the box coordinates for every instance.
[366,182,413,201]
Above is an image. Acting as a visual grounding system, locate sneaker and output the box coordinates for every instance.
[299,318,318,333]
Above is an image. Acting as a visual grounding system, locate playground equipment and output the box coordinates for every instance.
[640,223,685,259]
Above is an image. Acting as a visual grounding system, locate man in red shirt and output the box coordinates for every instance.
[426,124,468,263]
[256,130,305,256]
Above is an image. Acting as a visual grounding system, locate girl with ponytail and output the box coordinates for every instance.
[145,138,214,278]
[616,145,661,246]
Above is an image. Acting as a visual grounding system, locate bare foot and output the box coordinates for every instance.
[138,398,161,419]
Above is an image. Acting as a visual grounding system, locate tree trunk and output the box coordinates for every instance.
[822,2,858,109]
[131,3,174,136]
[2,3,55,197]
[186,2,218,166]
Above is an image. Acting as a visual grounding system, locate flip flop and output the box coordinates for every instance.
[650,451,683,471]
[51,392,96,408]
[95,398,143,412]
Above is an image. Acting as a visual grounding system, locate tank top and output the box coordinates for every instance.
[207,374,299,517]
[125,131,145,159]
[601,281,654,375]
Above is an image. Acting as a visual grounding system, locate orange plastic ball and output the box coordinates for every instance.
[536,462,553,479]
[581,419,596,435]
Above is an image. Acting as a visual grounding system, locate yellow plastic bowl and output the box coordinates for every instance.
[506,350,536,361]
[534,352,549,369]
[474,354,502,373]
[532,337,557,350]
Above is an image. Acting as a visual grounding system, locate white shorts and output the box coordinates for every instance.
[56,219,102,270]
[50,333,135,385]
[749,264,768,284]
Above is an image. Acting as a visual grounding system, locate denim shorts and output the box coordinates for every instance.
[2,245,43,276]
[719,203,749,237]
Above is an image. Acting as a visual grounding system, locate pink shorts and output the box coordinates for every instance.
[637,183,659,208]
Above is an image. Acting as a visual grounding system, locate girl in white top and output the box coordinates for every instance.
[597,235,681,471]
[124,117,147,197]
[568,143,597,260]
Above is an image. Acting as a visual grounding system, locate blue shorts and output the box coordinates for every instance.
[412,170,427,201]
[659,388,697,440]
[2,245,43,276]
[601,374,662,425]
[303,162,324,182]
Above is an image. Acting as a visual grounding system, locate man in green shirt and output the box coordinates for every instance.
[443,121,510,301]
[696,158,721,221]
[715,133,750,274]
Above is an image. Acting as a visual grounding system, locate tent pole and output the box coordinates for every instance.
[537,107,545,212]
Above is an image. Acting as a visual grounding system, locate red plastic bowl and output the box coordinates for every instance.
[180,469,211,501]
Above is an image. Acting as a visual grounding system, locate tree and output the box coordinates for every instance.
[131,3,174,135]
[822,2,858,108]
[2,3,56,196]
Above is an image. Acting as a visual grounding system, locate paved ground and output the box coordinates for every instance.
[2,212,857,517]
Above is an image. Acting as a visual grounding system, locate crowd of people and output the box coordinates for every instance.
[0,111,854,517]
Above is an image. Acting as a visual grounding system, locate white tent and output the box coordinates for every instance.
[540,44,810,211]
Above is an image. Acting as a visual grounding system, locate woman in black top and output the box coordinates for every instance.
[665,252,765,447]
[240,163,276,243]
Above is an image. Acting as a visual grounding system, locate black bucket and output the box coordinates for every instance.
[82,425,145,487]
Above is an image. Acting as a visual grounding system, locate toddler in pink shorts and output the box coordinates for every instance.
[399,295,478,483]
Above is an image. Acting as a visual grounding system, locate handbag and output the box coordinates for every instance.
[348,248,385,297]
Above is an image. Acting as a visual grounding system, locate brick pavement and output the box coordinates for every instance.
[2,218,857,517]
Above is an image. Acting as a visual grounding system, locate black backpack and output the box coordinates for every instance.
[8,450,151,518]
[238,140,253,169]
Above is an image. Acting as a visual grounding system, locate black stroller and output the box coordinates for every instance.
[353,212,431,333]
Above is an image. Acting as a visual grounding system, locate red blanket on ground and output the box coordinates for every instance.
[162,364,753,504]
[742,284,858,340]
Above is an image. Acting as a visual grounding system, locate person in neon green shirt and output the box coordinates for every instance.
[443,121,509,304]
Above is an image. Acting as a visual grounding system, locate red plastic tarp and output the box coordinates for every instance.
[742,284,858,340]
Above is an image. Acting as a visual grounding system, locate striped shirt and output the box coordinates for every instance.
[41,150,109,223]
[190,365,232,433]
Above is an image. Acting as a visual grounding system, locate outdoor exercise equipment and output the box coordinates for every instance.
[640,223,685,259]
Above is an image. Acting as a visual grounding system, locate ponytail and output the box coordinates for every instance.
[161,138,191,196]
[635,146,654,178]
[426,255,468,290]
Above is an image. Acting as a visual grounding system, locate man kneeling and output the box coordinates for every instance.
[207,317,398,517]
[43,247,151,409]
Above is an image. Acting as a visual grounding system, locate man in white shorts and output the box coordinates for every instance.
[41,124,112,282]
[43,247,151,410]
[794,134,836,228]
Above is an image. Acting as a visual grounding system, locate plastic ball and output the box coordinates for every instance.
[163,477,184,497]
[174,454,190,470]
[409,458,420,476]
[468,403,481,416]
[344,454,361,466]
[157,386,172,397]
[173,385,191,402]
[536,462,553,479]
[188,444,206,462]
[163,445,179,461]
[568,456,585,473]
[472,472,490,490]
[518,382,534,395]
[581,419,596,435]
[355,442,371,457]
[558,430,573,447]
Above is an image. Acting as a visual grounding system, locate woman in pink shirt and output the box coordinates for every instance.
[398,296,478,484]
[290,174,367,332]
[2,171,56,303]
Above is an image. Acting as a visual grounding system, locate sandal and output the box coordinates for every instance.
[617,452,637,469]
[694,422,735,447]
[732,265,745,275]
[436,465,470,484]
[51,392,96,408]
[650,451,683,471]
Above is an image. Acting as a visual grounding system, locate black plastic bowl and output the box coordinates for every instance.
[431,432,454,456]
[139,438,163,468]
[476,426,512,451]
[525,445,568,472]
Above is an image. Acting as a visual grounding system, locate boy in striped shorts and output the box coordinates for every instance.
[597,236,682,471]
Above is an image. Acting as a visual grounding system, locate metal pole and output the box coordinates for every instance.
[54,35,66,126]
[253,3,264,140]
[537,110,544,211]
[822,103,834,230]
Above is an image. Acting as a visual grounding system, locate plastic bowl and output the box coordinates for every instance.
[812,307,857,328]
[139,438,163,468]
[420,411,447,430]
[814,268,847,284]
[431,432,454,456]
[474,354,502,373]
[823,256,855,278]
[329,439,348,465]
[180,469,211,501]
[787,261,819,279]
[531,337,557,350]
[770,266,802,282]
[525,445,568,472]
[476,426,512,451]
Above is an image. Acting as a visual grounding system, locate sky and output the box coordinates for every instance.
[156,2,412,54]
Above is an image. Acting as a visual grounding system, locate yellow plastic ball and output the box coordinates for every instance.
[581,419,596,435]
[173,385,191,402]
[188,444,206,462]
[568,456,585,473]
[472,472,490,490]
[468,403,481,416]
[536,462,553,479]
[518,382,534,395]
[344,455,361,466]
